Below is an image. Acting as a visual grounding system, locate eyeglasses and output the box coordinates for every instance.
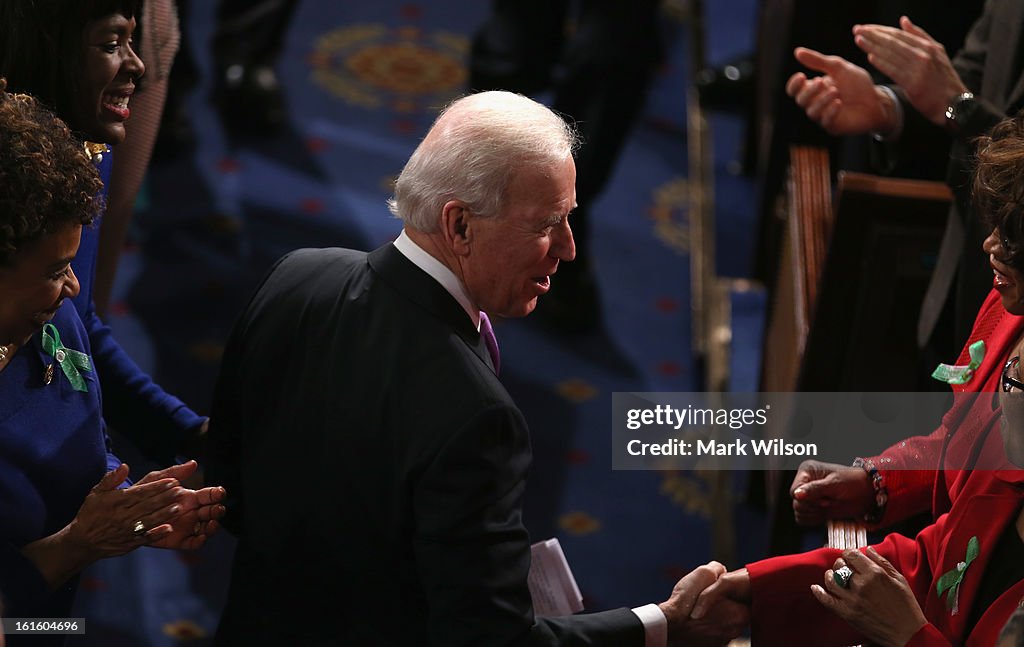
[1003,356,1024,392]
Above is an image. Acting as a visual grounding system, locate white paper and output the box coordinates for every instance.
[527,538,584,617]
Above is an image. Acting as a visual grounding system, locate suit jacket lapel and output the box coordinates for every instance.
[367,244,493,370]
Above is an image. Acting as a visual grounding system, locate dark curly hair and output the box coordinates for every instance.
[0,0,141,129]
[974,113,1024,270]
[0,78,101,266]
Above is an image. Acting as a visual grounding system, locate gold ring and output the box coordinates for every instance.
[132,520,146,536]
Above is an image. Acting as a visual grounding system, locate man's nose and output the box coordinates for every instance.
[552,219,576,262]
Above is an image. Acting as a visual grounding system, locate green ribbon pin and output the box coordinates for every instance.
[41,323,92,392]
[935,535,979,614]
[932,340,985,385]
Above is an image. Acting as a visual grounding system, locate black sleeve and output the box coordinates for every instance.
[413,403,643,647]
[206,251,301,535]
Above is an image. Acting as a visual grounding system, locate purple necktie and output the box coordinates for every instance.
[479,311,500,375]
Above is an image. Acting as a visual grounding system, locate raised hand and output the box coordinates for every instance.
[785,47,898,136]
[136,459,200,486]
[853,16,968,126]
[811,547,928,646]
[790,459,874,525]
[67,463,184,558]
[136,461,226,549]
[21,463,223,590]
[148,483,226,550]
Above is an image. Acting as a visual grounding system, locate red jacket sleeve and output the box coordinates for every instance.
[905,624,951,647]
[747,514,949,645]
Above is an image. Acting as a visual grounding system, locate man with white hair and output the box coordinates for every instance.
[208,91,745,646]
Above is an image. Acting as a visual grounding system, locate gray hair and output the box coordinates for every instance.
[387,91,580,232]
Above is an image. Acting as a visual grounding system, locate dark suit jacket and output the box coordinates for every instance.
[907,0,1024,349]
[207,244,643,646]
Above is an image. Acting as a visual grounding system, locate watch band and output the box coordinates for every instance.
[945,91,976,133]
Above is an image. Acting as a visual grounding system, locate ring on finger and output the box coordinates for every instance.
[833,565,853,589]
[132,520,146,536]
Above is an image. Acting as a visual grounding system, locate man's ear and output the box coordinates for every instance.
[440,200,472,256]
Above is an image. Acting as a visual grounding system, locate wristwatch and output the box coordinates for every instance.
[944,91,977,134]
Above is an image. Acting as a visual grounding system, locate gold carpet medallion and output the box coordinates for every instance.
[660,471,712,518]
[558,511,602,536]
[650,177,691,255]
[555,378,599,404]
[310,23,467,111]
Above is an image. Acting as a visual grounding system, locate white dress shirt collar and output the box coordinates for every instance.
[393,229,480,329]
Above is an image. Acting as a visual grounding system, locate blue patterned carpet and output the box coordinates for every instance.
[70,1,763,643]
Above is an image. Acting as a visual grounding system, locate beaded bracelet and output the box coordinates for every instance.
[852,457,888,524]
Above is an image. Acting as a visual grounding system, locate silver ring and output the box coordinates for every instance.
[132,520,146,536]
[833,565,853,589]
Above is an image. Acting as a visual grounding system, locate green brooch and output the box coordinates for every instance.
[935,535,979,614]
[41,323,92,392]
[932,340,985,385]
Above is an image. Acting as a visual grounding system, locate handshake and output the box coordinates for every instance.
[664,549,928,647]
[658,562,750,646]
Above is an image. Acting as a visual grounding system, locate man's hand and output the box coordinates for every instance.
[811,548,928,647]
[660,564,748,646]
[853,16,968,126]
[790,460,874,525]
[689,568,751,620]
[659,561,724,621]
[785,47,898,136]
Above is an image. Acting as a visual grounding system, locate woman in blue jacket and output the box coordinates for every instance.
[0,79,225,643]
[0,0,206,463]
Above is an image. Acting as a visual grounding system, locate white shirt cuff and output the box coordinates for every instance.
[632,603,667,647]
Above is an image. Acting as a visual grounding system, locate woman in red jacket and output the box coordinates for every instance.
[690,112,1024,646]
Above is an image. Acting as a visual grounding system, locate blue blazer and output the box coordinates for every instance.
[0,301,115,627]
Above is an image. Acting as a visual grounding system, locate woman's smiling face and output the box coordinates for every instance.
[71,12,144,145]
[0,224,82,346]
[984,229,1024,316]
